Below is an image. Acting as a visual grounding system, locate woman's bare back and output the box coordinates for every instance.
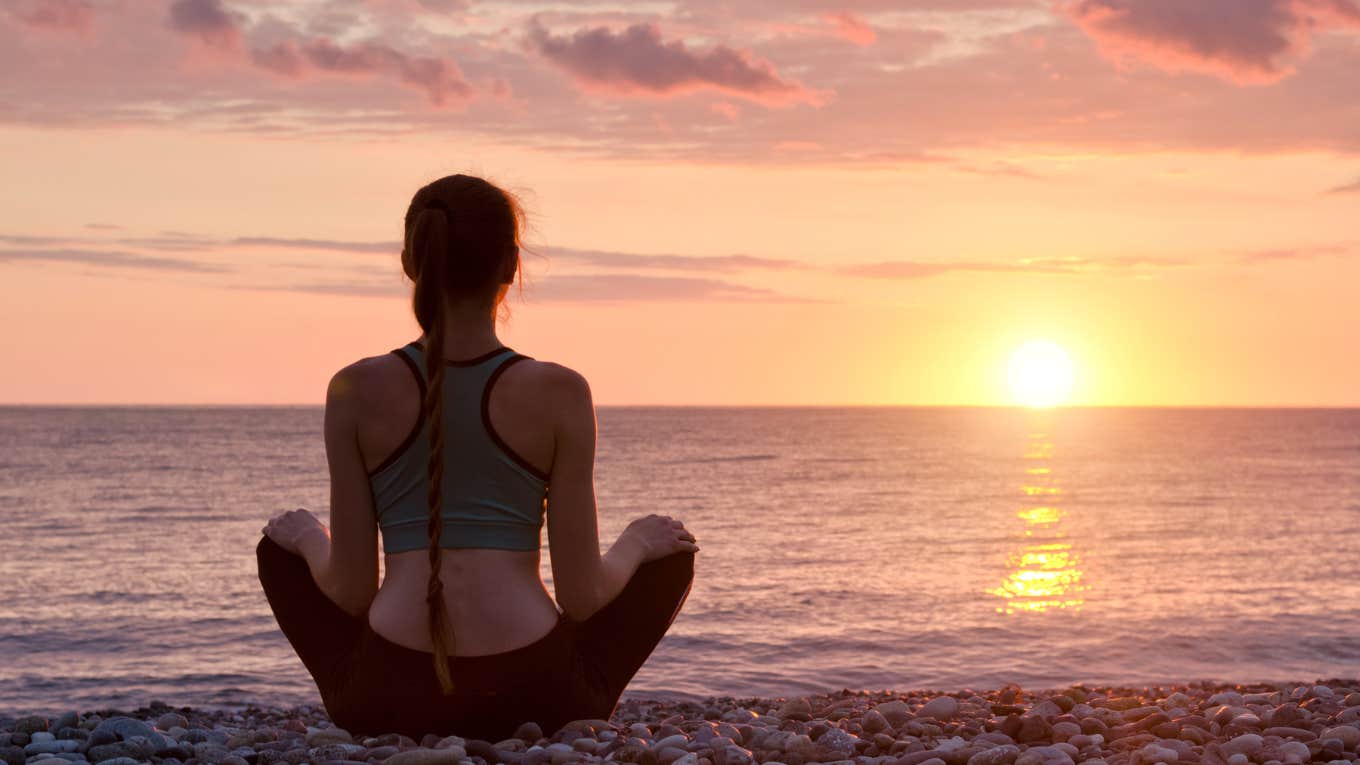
[351,342,564,656]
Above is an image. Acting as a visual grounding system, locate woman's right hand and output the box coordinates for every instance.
[623,514,699,562]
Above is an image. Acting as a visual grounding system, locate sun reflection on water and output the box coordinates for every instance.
[991,429,1086,614]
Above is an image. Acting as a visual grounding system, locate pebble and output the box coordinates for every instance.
[386,749,465,765]
[876,701,912,726]
[776,698,813,721]
[1320,726,1359,750]
[306,726,354,746]
[1222,734,1265,756]
[921,697,960,722]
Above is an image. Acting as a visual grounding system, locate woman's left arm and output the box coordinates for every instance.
[296,367,381,618]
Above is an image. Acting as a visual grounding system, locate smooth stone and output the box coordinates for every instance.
[1222,735,1265,756]
[92,717,154,742]
[776,699,812,721]
[1015,745,1073,765]
[967,745,1020,765]
[1032,702,1065,721]
[1139,744,1179,763]
[863,711,890,734]
[1052,724,1081,742]
[157,713,189,731]
[935,736,968,753]
[386,749,465,765]
[876,702,912,727]
[1227,756,1249,765]
[655,735,689,752]
[1044,740,1077,756]
[921,698,960,722]
[816,728,858,758]
[94,759,141,765]
[1018,717,1054,744]
[1265,728,1315,741]
[16,717,49,735]
[658,746,690,765]
[1320,727,1358,750]
[510,722,542,743]
[221,757,249,765]
[307,727,354,747]
[1279,742,1310,764]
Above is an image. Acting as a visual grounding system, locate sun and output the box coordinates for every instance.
[1007,340,1075,407]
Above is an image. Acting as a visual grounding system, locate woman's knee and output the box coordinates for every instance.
[640,550,695,589]
[257,534,305,586]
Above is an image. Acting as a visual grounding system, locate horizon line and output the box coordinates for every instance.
[2,403,1358,410]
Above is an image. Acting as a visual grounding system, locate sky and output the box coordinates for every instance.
[2,0,1358,406]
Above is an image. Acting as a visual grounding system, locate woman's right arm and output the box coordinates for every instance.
[545,366,643,621]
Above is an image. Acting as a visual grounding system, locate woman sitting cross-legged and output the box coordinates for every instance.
[256,173,699,741]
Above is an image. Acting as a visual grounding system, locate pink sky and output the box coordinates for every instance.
[2,0,1358,405]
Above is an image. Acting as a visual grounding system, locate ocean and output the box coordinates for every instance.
[2,406,1358,716]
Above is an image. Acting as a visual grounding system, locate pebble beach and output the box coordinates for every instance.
[4,682,1359,765]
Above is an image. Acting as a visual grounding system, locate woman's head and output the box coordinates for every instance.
[402,174,524,327]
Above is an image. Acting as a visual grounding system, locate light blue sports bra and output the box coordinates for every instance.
[368,340,550,553]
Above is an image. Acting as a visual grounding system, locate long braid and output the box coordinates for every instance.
[411,205,457,695]
[401,176,525,697]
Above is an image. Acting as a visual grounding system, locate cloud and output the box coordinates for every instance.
[231,236,397,254]
[0,247,229,272]
[526,273,812,303]
[159,0,472,106]
[824,11,877,46]
[167,0,241,50]
[1060,0,1360,84]
[7,0,93,32]
[252,38,472,106]
[840,255,1188,278]
[1327,178,1360,194]
[525,19,824,106]
[1234,243,1353,262]
[545,247,808,272]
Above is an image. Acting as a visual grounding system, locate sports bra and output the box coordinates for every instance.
[367,340,550,554]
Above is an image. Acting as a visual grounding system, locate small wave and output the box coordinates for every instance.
[661,454,778,464]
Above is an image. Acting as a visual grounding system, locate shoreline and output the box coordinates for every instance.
[3,681,1358,765]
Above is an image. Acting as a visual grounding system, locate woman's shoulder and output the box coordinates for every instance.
[325,346,420,410]
[509,356,592,403]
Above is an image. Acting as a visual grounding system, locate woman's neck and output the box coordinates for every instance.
[420,308,502,359]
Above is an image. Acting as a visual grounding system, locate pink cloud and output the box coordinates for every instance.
[1061,0,1360,83]
[525,19,825,106]
[167,0,241,50]
[8,0,93,32]
[824,11,876,46]
[250,38,472,106]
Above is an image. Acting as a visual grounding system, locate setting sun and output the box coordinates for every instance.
[1007,340,1075,408]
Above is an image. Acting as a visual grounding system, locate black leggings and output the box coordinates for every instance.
[255,536,694,742]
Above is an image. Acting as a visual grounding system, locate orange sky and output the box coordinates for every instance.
[2,1,1358,406]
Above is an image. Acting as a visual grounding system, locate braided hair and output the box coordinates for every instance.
[402,175,524,694]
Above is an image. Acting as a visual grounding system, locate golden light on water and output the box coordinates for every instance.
[1007,340,1075,408]
[991,428,1087,614]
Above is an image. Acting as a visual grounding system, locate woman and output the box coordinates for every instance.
[255,174,699,742]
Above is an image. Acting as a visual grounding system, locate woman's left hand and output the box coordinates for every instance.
[263,508,329,556]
